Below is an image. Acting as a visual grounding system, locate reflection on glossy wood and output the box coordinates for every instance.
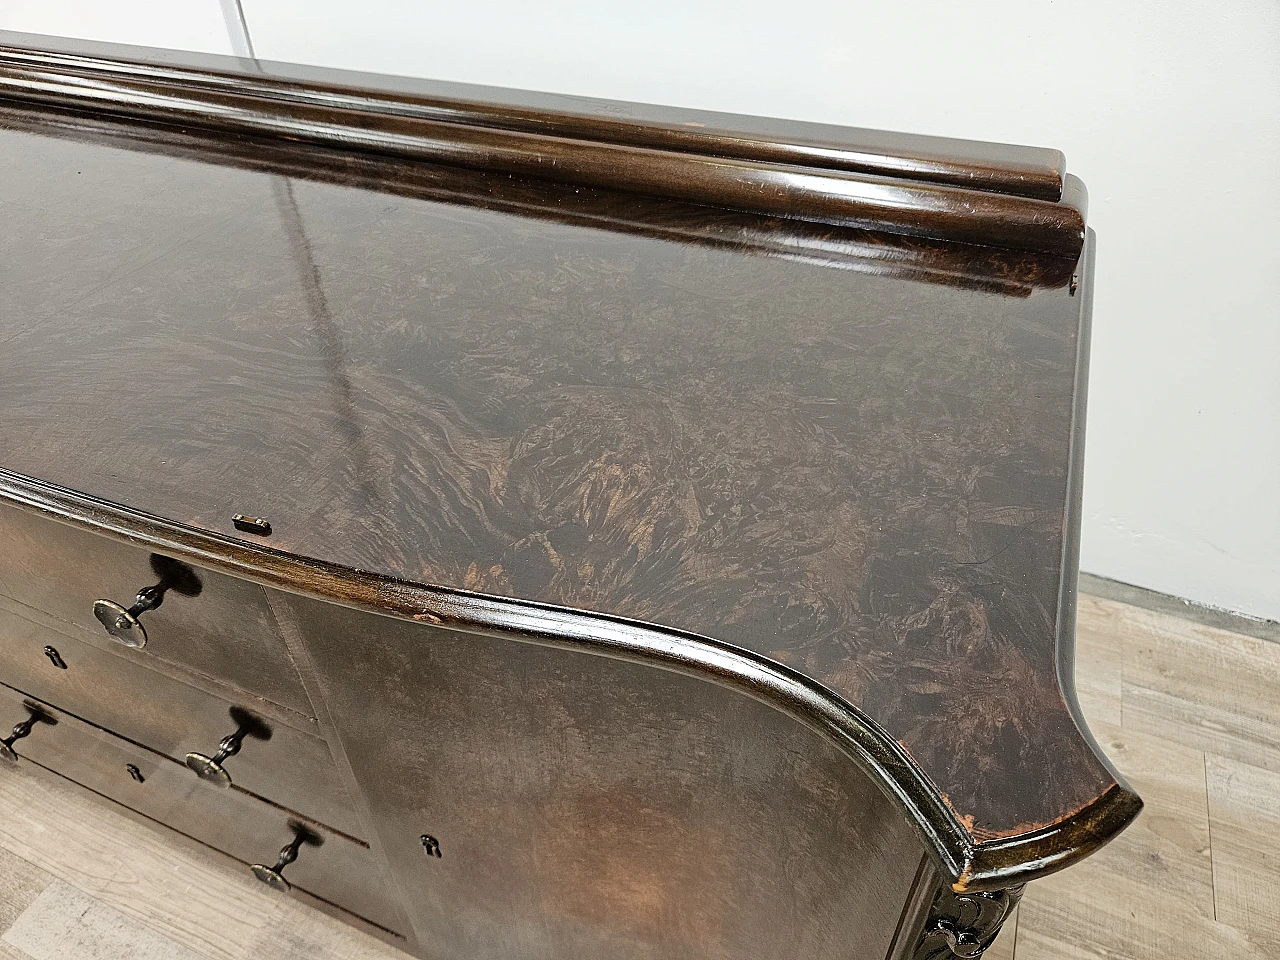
[0,34,1142,957]
[0,99,1078,299]
[0,683,399,933]
[0,31,1086,257]
[0,600,360,837]
[0,503,313,718]
[0,110,1117,842]
[0,467,1145,896]
[0,31,1069,200]
[4,592,1271,960]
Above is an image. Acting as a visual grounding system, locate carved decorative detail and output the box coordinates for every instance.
[914,884,1025,959]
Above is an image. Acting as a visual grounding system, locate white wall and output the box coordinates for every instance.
[7,2,1279,620]
[3,0,229,54]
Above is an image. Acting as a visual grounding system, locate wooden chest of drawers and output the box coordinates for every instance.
[0,684,400,932]
[0,500,313,717]
[0,30,1140,960]
[0,595,362,838]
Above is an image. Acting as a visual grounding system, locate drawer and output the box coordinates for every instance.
[0,684,403,935]
[0,604,363,838]
[0,501,312,717]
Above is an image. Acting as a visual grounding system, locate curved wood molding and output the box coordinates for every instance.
[0,99,1077,297]
[0,468,1138,891]
[0,32,1085,258]
[0,32,1068,201]
[0,33,1134,896]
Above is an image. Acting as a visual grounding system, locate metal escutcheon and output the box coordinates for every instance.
[184,750,233,786]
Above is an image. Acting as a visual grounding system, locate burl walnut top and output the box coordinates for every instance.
[0,74,1113,844]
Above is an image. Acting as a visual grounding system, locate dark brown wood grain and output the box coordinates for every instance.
[0,31,1086,257]
[0,592,364,838]
[0,30,1069,201]
[0,100,1078,299]
[0,499,315,719]
[0,108,1118,840]
[0,40,1142,916]
[0,467,1143,894]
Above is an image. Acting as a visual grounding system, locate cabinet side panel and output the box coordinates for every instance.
[286,595,926,960]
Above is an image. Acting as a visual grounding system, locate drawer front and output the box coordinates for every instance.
[0,684,402,935]
[0,604,363,838]
[0,501,312,716]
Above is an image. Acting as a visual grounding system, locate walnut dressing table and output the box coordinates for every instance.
[0,32,1139,959]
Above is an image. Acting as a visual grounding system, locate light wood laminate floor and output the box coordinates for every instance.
[0,589,1278,959]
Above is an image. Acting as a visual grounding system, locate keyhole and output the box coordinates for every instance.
[126,764,145,783]
[43,646,67,670]
[420,834,441,858]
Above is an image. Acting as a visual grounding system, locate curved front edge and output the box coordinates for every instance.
[0,467,1138,892]
[953,228,1143,892]
[961,783,1143,892]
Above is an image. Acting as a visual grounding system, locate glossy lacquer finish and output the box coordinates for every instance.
[0,31,1069,200]
[0,31,1086,258]
[0,33,1137,925]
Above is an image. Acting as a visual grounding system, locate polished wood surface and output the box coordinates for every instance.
[0,97,1078,300]
[0,501,313,718]
[0,30,1070,201]
[0,32,1086,258]
[0,35,1143,955]
[0,106,1117,843]
[0,684,401,934]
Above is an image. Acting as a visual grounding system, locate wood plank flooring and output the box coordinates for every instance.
[993,592,1280,960]
[0,761,402,960]
[0,588,1276,959]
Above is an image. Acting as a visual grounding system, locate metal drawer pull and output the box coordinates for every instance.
[184,706,271,787]
[92,554,202,649]
[252,821,322,891]
[0,702,55,762]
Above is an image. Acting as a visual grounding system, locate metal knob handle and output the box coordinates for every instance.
[93,585,162,648]
[92,554,202,649]
[251,821,322,892]
[184,706,271,787]
[0,702,56,762]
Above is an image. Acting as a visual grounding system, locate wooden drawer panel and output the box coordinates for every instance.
[0,502,312,717]
[0,683,403,935]
[0,604,363,838]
